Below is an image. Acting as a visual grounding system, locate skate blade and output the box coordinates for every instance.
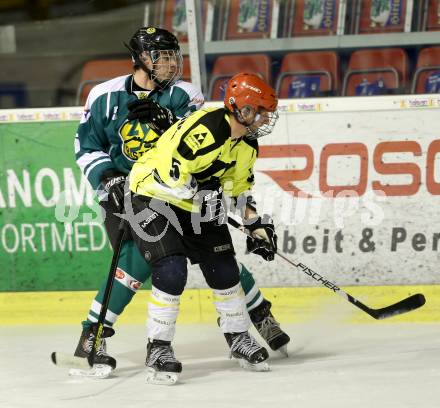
[276,345,289,358]
[145,367,179,385]
[236,358,271,372]
[69,364,113,379]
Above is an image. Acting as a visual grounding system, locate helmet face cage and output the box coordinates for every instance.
[245,109,279,140]
[128,27,182,88]
[224,73,279,139]
[147,49,183,88]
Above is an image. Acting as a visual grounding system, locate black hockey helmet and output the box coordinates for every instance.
[126,26,180,67]
[125,26,182,88]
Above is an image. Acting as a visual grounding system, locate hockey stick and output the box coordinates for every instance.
[87,224,125,367]
[51,221,125,369]
[227,216,426,320]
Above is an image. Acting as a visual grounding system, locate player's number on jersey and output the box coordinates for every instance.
[170,158,181,181]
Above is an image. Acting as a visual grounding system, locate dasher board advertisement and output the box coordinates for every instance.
[0,95,439,291]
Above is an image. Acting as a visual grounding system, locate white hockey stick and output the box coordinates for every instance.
[50,353,90,369]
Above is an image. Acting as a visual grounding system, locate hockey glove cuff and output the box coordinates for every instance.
[101,170,127,212]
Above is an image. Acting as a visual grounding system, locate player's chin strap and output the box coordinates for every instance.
[227,215,426,320]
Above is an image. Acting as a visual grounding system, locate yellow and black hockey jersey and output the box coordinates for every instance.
[129,107,258,212]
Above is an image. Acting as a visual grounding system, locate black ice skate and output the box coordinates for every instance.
[69,324,116,378]
[249,300,290,357]
[145,339,182,385]
[224,331,270,372]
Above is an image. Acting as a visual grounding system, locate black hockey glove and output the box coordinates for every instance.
[101,170,126,212]
[127,98,177,135]
[245,215,278,261]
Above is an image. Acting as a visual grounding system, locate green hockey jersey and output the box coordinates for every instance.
[74,74,204,196]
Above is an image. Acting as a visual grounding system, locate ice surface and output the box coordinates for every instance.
[0,322,439,408]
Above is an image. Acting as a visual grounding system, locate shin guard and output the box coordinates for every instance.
[147,286,180,341]
[214,283,251,334]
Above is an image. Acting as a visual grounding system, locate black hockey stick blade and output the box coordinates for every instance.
[364,293,426,320]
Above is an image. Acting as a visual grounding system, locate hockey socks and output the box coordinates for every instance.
[238,262,264,312]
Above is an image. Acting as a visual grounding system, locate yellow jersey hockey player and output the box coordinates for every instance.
[72,26,289,379]
[127,73,280,384]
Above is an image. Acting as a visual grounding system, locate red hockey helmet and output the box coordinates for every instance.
[224,73,279,139]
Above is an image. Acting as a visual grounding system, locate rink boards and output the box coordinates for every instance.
[0,95,439,323]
